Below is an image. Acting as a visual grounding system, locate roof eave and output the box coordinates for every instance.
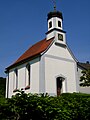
[41,37,55,56]
[5,54,41,71]
[77,62,90,70]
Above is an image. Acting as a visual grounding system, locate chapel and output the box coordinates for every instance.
[5,5,90,98]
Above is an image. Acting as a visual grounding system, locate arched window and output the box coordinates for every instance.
[58,21,61,27]
[25,64,30,90]
[14,69,18,90]
[49,21,52,28]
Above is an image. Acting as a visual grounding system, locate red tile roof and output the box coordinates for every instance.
[7,37,54,69]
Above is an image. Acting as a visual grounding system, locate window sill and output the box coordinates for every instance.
[13,89,19,93]
[25,85,30,90]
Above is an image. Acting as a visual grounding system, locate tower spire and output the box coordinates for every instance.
[52,0,56,11]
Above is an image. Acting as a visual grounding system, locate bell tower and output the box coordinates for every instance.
[46,2,66,46]
[47,11,63,31]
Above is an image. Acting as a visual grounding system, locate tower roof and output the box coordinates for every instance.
[47,11,63,21]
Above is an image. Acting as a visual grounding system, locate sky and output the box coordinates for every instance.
[0,0,90,77]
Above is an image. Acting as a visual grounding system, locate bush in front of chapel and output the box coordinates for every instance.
[0,91,90,120]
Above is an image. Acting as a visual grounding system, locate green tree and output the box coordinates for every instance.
[0,77,6,98]
[80,69,90,87]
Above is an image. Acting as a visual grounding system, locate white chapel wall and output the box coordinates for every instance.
[44,56,77,95]
[45,42,74,61]
[7,70,14,98]
[42,41,78,95]
[30,57,40,93]
[18,65,26,89]
[7,57,40,98]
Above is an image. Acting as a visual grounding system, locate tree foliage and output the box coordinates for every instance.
[0,91,90,120]
[0,77,6,98]
[80,69,90,87]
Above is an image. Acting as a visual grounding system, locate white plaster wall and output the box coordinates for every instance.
[8,70,14,98]
[46,31,66,45]
[12,64,26,91]
[48,17,63,31]
[80,87,90,94]
[46,42,74,60]
[7,57,40,98]
[44,57,77,95]
[18,65,26,89]
[46,31,55,40]
[30,58,40,93]
[6,65,26,98]
[43,40,78,95]
[39,56,45,93]
[77,67,82,80]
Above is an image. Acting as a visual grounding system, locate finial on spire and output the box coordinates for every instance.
[52,0,56,11]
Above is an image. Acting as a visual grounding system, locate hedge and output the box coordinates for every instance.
[0,91,90,120]
[0,77,6,98]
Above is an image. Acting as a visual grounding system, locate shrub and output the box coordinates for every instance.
[0,92,90,120]
[0,77,6,98]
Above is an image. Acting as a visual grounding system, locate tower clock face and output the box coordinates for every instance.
[58,34,63,41]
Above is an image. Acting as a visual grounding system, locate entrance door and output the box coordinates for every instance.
[57,77,62,96]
